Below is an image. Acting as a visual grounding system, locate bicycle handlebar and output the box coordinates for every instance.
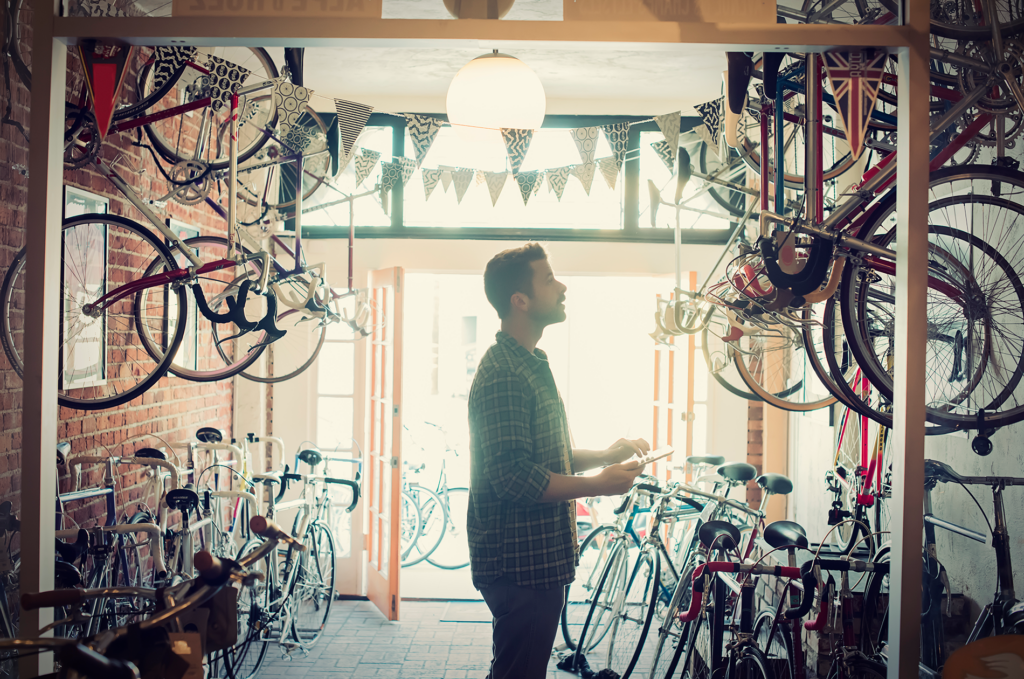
[613,483,662,515]
[21,588,84,610]
[677,561,803,624]
[194,551,223,580]
[786,561,820,621]
[250,515,307,550]
[272,465,360,511]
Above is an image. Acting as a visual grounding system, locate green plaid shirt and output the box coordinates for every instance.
[467,331,577,590]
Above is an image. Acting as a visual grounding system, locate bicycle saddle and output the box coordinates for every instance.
[756,473,794,496]
[687,455,726,467]
[718,462,758,484]
[298,448,323,468]
[763,520,808,551]
[57,442,71,466]
[166,485,200,512]
[196,427,224,444]
[55,529,89,565]
[925,459,965,485]
[699,520,742,552]
[135,447,166,461]
[54,560,83,588]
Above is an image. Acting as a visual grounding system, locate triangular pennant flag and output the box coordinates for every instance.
[570,126,600,169]
[823,49,887,161]
[72,0,128,16]
[654,112,681,166]
[452,167,475,204]
[379,160,403,215]
[598,156,619,190]
[475,170,487,186]
[353,149,381,186]
[405,114,443,167]
[272,79,312,143]
[501,128,534,176]
[337,148,354,175]
[651,140,675,171]
[484,171,508,207]
[515,171,542,206]
[152,46,197,91]
[438,165,455,193]
[602,122,630,173]
[204,54,251,112]
[695,98,724,149]
[694,124,719,160]
[396,156,417,186]
[335,99,374,158]
[533,170,545,195]
[572,162,596,195]
[423,168,442,200]
[281,126,314,153]
[78,44,136,140]
[547,166,572,201]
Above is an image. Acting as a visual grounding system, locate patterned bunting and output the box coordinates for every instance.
[823,49,888,161]
[272,79,312,142]
[396,156,417,186]
[439,165,455,193]
[379,160,403,215]
[598,156,619,190]
[281,126,314,153]
[484,171,508,207]
[533,170,545,195]
[405,114,444,167]
[422,168,442,200]
[335,99,374,158]
[695,98,724,149]
[452,167,475,204]
[654,111,681,165]
[651,140,675,171]
[602,122,630,173]
[694,124,719,160]
[515,171,542,206]
[475,170,487,186]
[353,149,381,186]
[572,162,596,195]
[570,126,600,169]
[547,166,572,201]
[204,54,251,112]
[501,128,534,176]
[152,46,197,91]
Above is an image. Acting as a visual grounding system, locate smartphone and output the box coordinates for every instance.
[634,446,674,465]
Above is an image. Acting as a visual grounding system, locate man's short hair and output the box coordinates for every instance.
[483,243,548,319]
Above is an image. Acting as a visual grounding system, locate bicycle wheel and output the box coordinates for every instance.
[860,544,890,658]
[841,166,1024,429]
[290,522,335,647]
[752,609,795,679]
[697,138,753,219]
[137,235,270,382]
[213,538,270,679]
[232,298,327,383]
[702,313,764,402]
[734,646,772,679]
[648,562,697,679]
[930,0,1024,39]
[139,48,279,170]
[576,541,630,658]
[671,592,715,679]
[399,490,423,567]
[827,657,888,679]
[0,213,185,410]
[426,487,469,570]
[403,486,447,567]
[562,525,617,651]
[605,549,660,678]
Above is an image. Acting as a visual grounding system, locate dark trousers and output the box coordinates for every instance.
[478,578,567,679]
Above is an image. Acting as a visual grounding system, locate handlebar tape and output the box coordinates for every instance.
[326,477,360,512]
[21,589,84,610]
[786,561,819,620]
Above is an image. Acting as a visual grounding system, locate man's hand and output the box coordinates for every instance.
[590,460,646,496]
[604,438,651,465]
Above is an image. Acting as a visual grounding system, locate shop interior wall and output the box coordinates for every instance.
[0,50,233,536]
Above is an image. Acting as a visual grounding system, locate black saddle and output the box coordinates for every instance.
[54,560,83,588]
[196,427,224,444]
[135,447,166,461]
[55,529,89,566]
[298,448,323,468]
[687,455,726,467]
[925,459,964,485]
[718,462,757,484]
[57,442,71,466]
[699,520,742,551]
[756,473,794,496]
[763,520,808,550]
[166,485,200,513]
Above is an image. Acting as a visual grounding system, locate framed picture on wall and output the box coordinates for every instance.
[168,219,199,372]
[61,186,109,391]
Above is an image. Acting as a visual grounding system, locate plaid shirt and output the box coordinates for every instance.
[467,331,577,590]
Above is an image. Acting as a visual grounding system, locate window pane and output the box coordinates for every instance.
[318,342,355,395]
[317,396,354,449]
[639,130,734,231]
[304,126,393,227]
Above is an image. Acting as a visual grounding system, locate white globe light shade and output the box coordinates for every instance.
[446,52,547,134]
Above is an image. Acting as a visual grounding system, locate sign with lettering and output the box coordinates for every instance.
[563,0,773,23]
[173,0,381,18]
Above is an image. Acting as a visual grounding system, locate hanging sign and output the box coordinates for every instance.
[173,0,381,18]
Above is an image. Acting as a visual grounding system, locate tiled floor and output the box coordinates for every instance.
[258,600,580,679]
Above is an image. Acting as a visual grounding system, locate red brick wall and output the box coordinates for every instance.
[746,399,763,509]
[0,48,233,533]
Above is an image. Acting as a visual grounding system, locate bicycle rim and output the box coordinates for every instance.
[648,563,696,679]
[577,542,629,657]
[697,138,752,219]
[734,646,771,679]
[562,525,616,651]
[215,539,270,679]
[399,490,424,566]
[752,610,794,679]
[606,550,660,678]
[426,487,470,570]
[234,303,327,383]
[930,0,1024,39]
[702,316,764,402]
[290,523,335,647]
[403,486,447,567]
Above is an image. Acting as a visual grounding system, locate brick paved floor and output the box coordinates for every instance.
[258,599,580,679]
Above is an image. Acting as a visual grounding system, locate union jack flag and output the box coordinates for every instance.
[823,49,888,161]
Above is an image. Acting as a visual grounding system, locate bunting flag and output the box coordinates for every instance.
[152,46,197,91]
[439,165,455,192]
[272,79,312,142]
[405,114,444,167]
[475,170,487,186]
[205,54,251,112]
[484,171,508,206]
[694,124,719,160]
[695,98,724,149]
[823,49,887,161]
[77,44,136,139]
[501,128,534,176]
[515,171,542,206]
[335,99,374,158]
[353,148,381,186]
[570,126,600,169]
[651,140,675,171]
[422,168,442,200]
[396,156,417,186]
[452,167,475,204]
[602,122,630,173]
[379,160,404,215]
[654,111,681,165]
[533,170,545,195]
[281,126,314,153]
[572,162,596,195]
[547,166,572,201]
[72,0,128,16]
[598,156,619,190]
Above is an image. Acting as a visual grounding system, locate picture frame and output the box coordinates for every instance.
[168,219,200,372]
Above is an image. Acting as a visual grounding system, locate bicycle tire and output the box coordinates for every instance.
[562,525,617,651]
[605,549,661,678]
[399,490,424,567]
[930,0,1024,40]
[234,305,327,384]
[697,140,751,219]
[290,522,335,647]
[8,0,32,92]
[827,656,888,679]
[702,318,764,402]
[667,589,714,679]
[647,562,697,679]
[575,540,630,662]
[0,213,186,410]
[426,487,469,570]
[112,49,187,122]
[402,486,447,567]
[212,538,270,679]
[752,609,795,679]
[734,645,772,679]
[860,544,890,658]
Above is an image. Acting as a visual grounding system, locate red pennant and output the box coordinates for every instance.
[823,49,887,161]
[77,44,135,140]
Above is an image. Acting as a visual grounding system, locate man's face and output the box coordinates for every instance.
[523,258,567,326]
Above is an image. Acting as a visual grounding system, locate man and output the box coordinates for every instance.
[468,242,650,679]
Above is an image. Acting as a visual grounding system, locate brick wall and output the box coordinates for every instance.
[0,48,234,536]
[747,393,764,509]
